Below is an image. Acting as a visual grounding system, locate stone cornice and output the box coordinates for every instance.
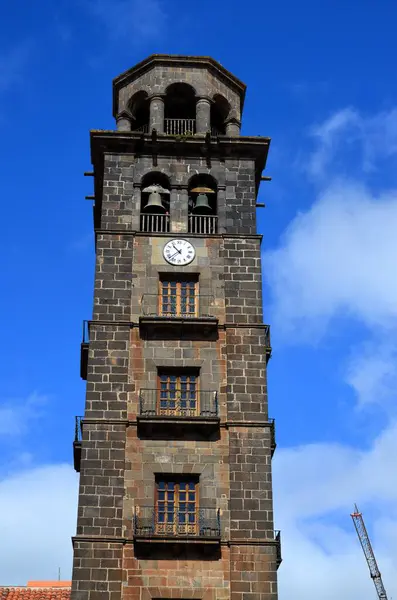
[94,229,263,241]
[76,418,274,429]
[71,535,279,547]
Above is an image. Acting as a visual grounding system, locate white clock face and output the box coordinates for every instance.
[163,239,196,266]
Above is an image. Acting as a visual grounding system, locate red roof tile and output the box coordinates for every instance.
[0,586,71,600]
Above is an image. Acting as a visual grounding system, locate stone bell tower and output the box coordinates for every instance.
[72,54,281,600]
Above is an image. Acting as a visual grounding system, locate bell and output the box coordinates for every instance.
[143,190,166,213]
[190,186,216,194]
[192,193,212,214]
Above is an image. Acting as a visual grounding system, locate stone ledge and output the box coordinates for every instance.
[94,229,263,240]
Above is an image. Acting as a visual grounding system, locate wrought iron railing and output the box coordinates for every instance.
[139,389,218,418]
[264,324,271,358]
[133,123,149,133]
[80,321,90,380]
[164,119,196,135]
[140,213,170,233]
[188,214,218,234]
[275,530,282,565]
[74,416,83,442]
[134,506,221,539]
[141,294,215,319]
[211,127,224,136]
[269,418,276,454]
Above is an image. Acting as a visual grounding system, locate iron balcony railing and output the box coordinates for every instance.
[139,389,218,418]
[140,213,170,233]
[73,416,83,473]
[275,530,282,566]
[131,122,221,136]
[141,294,215,319]
[133,123,149,133]
[211,127,224,136]
[164,118,196,135]
[188,214,218,234]
[269,418,276,455]
[134,506,221,539]
[80,321,90,380]
[264,324,272,361]
[74,416,83,442]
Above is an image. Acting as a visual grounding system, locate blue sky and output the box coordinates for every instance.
[1,0,397,597]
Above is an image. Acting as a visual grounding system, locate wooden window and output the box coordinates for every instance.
[159,278,198,317]
[158,372,198,416]
[155,477,198,536]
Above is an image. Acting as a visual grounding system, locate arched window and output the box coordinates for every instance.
[140,172,171,233]
[164,83,196,135]
[188,174,218,234]
[211,95,230,136]
[129,91,150,133]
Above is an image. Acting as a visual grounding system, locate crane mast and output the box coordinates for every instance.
[351,504,388,600]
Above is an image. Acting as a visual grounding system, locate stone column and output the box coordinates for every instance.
[226,119,241,137]
[196,97,211,134]
[132,184,141,231]
[216,186,227,233]
[149,95,164,133]
[116,112,132,131]
[170,187,188,233]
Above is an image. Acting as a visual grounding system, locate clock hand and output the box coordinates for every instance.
[169,251,180,260]
[172,244,182,254]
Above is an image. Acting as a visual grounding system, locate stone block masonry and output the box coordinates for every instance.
[71,54,278,600]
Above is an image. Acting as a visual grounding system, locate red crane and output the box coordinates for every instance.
[351,504,388,600]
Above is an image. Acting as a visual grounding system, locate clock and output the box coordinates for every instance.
[163,239,196,266]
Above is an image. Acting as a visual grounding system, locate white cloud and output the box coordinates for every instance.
[308,107,397,178]
[0,463,78,585]
[346,341,397,409]
[267,107,397,596]
[88,0,167,43]
[308,108,360,178]
[274,421,397,600]
[0,393,48,437]
[263,180,397,407]
[264,182,397,335]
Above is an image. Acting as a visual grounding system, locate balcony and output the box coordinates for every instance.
[139,294,218,339]
[133,506,221,546]
[73,416,83,473]
[137,389,220,437]
[275,530,282,567]
[140,213,170,233]
[188,214,218,234]
[133,123,149,134]
[130,122,222,137]
[264,325,272,363]
[80,321,90,380]
[210,126,224,137]
[269,418,277,457]
[164,118,196,135]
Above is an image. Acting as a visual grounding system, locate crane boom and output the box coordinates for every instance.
[351,504,388,600]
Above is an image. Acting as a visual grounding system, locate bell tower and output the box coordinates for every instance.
[72,54,281,600]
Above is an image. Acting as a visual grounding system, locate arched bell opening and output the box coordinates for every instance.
[164,83,196,135]
[188,174,218,235]
[211,95,230,136]
[129,91,150,133]
[140,172,171,233]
